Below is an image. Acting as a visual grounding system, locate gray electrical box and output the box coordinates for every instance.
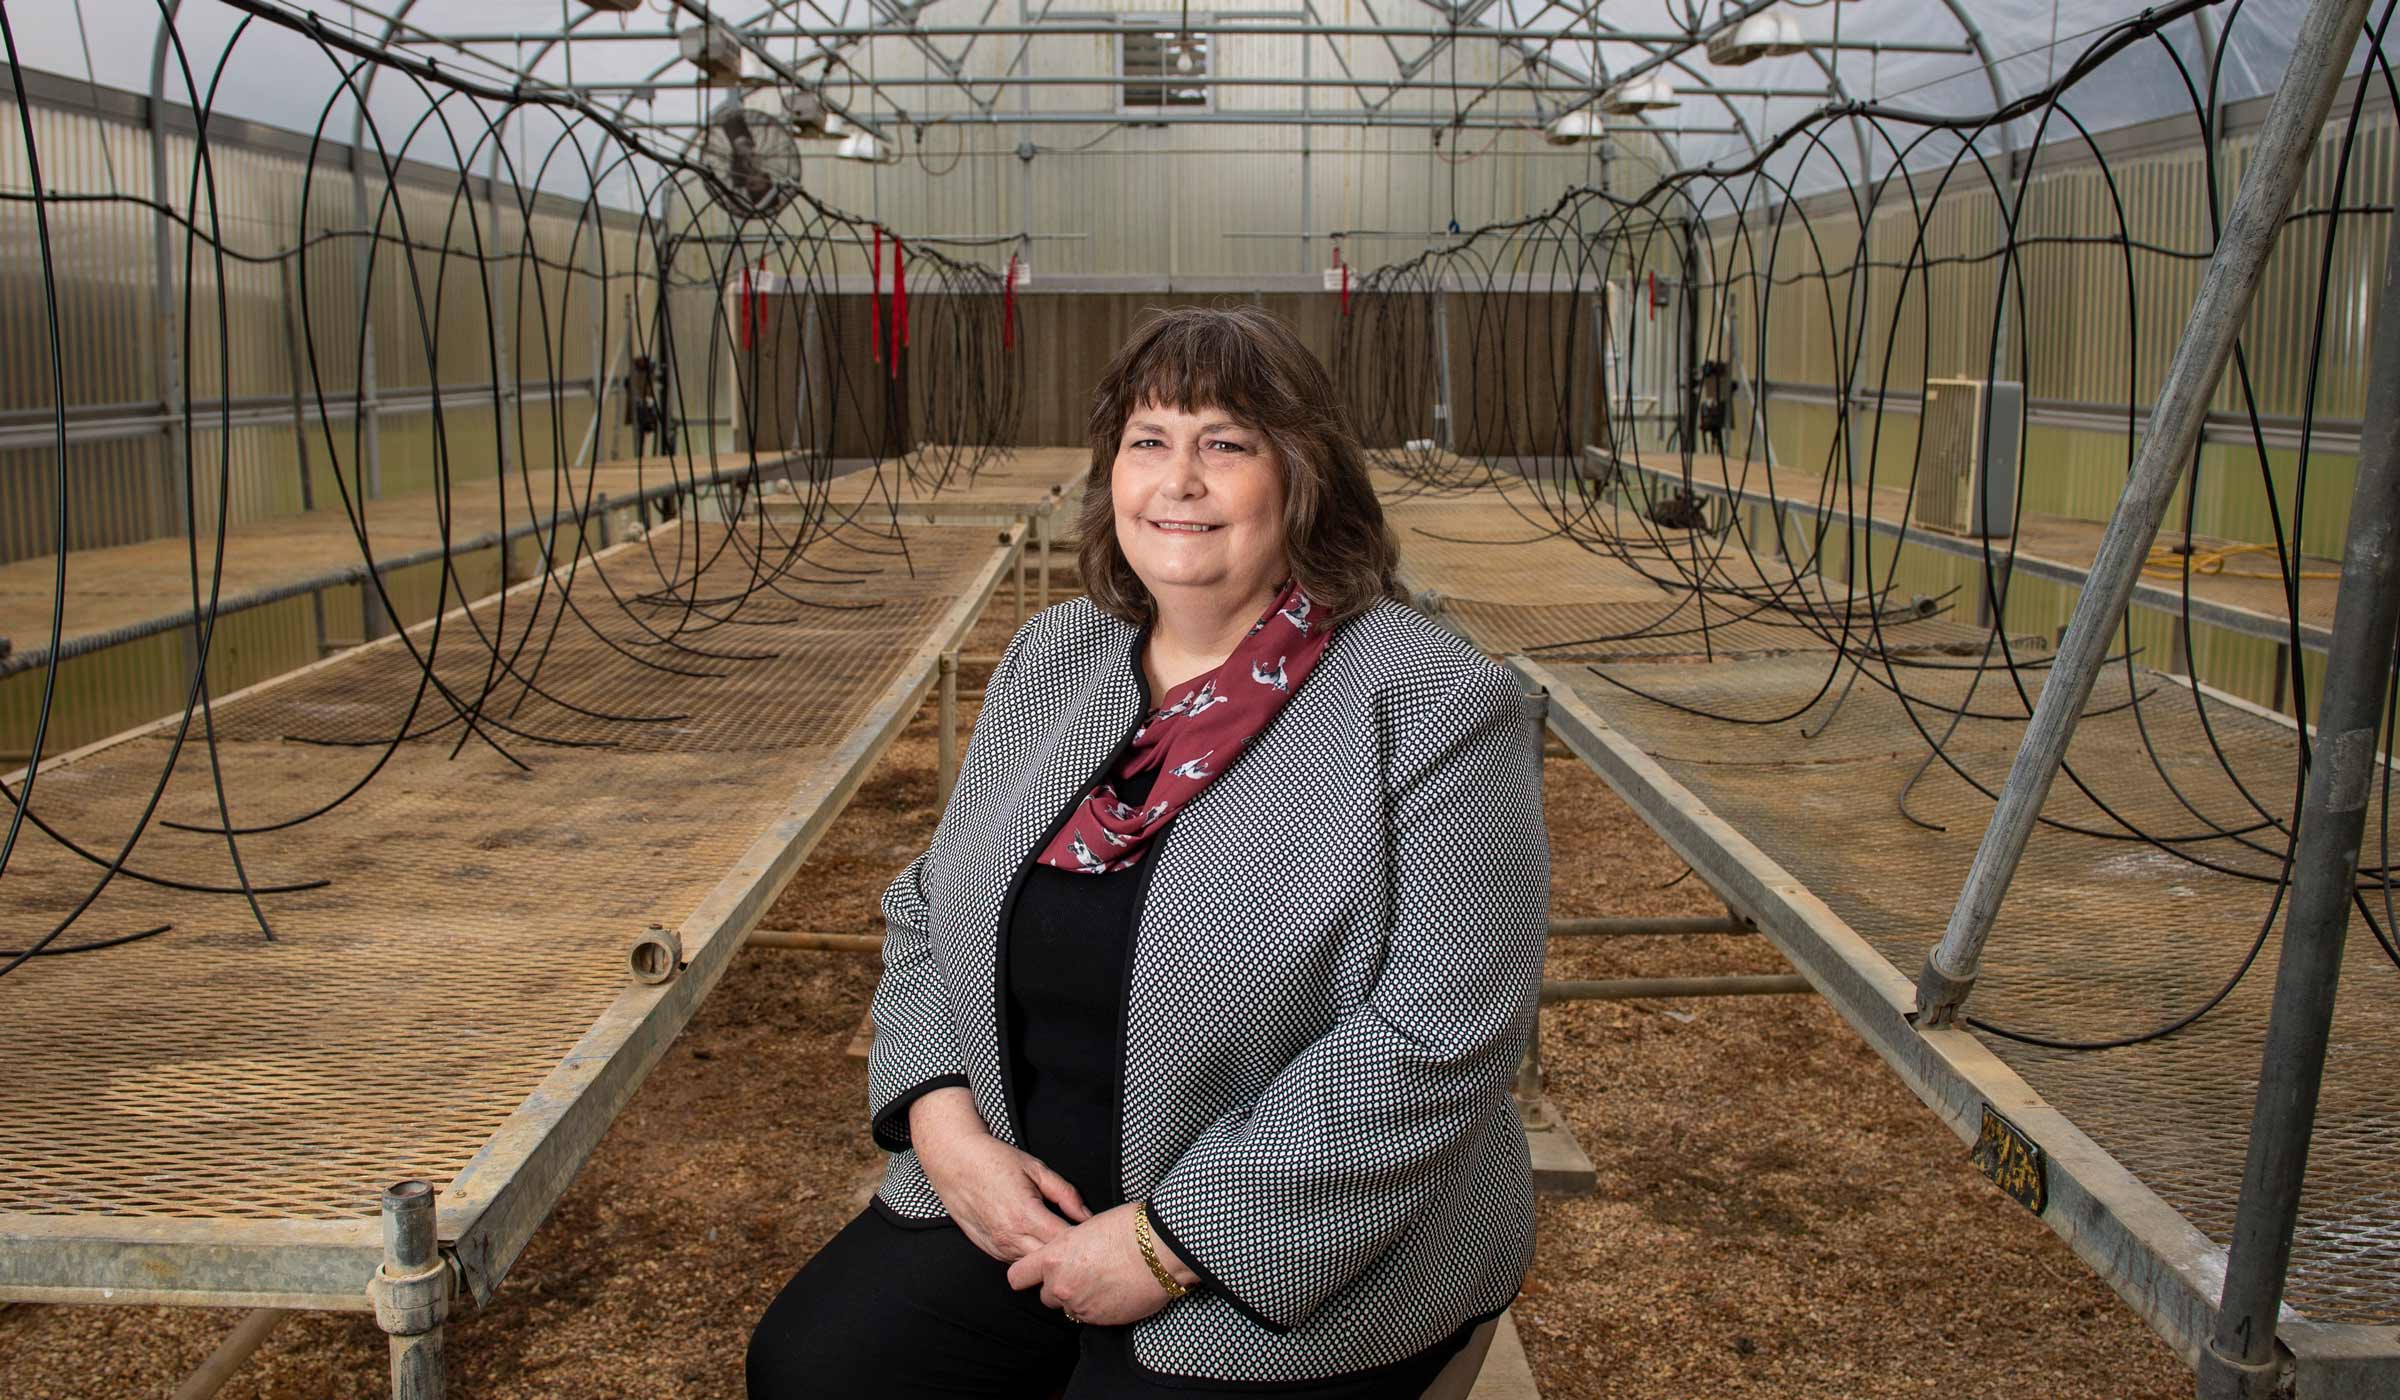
[1914,378,2022,539]
[679,23,744,85]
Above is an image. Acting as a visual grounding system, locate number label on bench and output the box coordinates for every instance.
[1972,1105,2047,1214]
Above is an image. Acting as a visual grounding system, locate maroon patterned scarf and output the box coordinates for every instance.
[1034,577,1334,875]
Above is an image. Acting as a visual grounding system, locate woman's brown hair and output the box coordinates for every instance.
[1076,305,1405,629]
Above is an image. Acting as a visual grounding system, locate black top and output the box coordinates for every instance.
[1004,760,1160,1214]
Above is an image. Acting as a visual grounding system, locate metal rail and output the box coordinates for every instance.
[2198,135,2400,1400]
[0,454,812,681]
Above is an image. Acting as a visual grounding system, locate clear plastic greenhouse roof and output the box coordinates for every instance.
[5,0,2360,209]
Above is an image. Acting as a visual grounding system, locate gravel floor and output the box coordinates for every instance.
[0,589,2189,1399]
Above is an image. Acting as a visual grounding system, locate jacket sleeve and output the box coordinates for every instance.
[1141,660,1549,1332]
[867,609,1047,1153]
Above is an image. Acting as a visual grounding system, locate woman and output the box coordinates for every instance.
[748,307,1549,1396]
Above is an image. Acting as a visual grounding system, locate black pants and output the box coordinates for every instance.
[747,1204,1479,1398]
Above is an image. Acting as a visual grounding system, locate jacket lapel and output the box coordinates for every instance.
[953,617,1144,1141]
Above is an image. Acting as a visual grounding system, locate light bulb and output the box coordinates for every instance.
[1175,48,1196,74]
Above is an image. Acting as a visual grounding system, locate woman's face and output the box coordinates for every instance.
[1110,401,1288,613]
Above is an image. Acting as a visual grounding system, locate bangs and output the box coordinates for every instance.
[1106,316,1286,432]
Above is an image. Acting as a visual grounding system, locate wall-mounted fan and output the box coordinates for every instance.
[701,96,801,221]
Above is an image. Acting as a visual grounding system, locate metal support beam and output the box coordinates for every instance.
[1541,973,1815,1003]
[1034,506,1053,612]
[1551,915,1753,936]
[408,22,1973,48]
[747,929,882,952]
[170,1308,288,1400]
[1433,287,1455,452]
[145,4,191,548]
[936,649,960,807]
[2197,151,2400,1400]
[1912,0,2373,1028]
[1512,686,1552,1124]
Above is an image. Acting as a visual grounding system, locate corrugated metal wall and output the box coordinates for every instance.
[1723,115,2390,563]
[1,89,639,758]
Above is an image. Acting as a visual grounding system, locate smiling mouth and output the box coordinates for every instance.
[1148,520,1219,533]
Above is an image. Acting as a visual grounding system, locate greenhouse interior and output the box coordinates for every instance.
[1,0,2395,1395]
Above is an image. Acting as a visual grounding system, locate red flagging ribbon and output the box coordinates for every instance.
[751,256,767,348]
[738,264,755,351]
[870,227,884,365]
[1334,244,1349,317]
[1647,269,1658,322]
[891,237,907,380]
[1002,253,1019,350]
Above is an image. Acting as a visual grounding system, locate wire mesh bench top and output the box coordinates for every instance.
[1515,648,2398,1376]
[0,514,1016,1310]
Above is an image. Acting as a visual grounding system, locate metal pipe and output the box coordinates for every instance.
[631,109,1730,130]
[2197,164,2400,1400]
[374,1180,449,1400]
[0,380,600,453]
[404,22,1973,48]
[0,460,787,680]
[1513,687,1551,1125]
[1433,287,1455,452]
[747,929,883,952]
[556,73,1834,96]
[1035,508,1053,612]
[1550,915,1753,937]
[146,2,191,547]
[937,650,959,807]
[170,1308,288,1400]
[1541,974,1815,1003]
[1912,0,2373,1028]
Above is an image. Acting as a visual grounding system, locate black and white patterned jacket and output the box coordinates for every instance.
[866,592,1550,1386]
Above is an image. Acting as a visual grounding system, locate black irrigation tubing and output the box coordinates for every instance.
[1336,0,2400,1051]
[1,2,1020,976]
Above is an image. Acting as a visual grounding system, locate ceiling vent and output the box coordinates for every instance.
[1121,26,1210,109]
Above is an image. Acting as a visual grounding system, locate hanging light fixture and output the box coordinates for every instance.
[1601,76,1679,113]
[835,130,894,164]
[1705,10,1805,66]
[1542,109,1606,145]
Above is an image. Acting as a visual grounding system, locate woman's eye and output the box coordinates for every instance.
[1209,439,1250,453]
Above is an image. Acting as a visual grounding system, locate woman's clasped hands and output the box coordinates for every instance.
[906,1086,1195,1326]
